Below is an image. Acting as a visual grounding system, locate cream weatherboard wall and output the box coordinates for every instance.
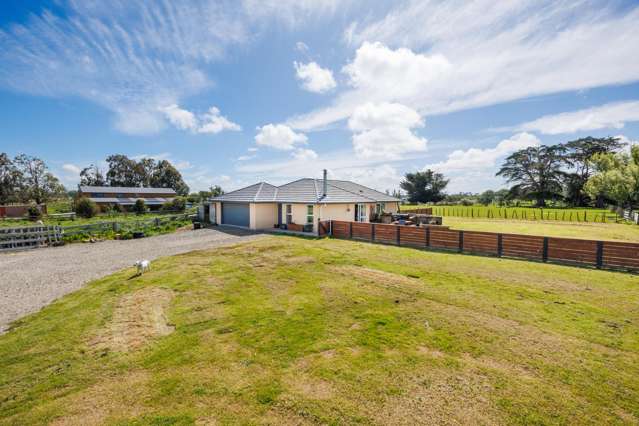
[251,203,278,229]
[213,201,399,232]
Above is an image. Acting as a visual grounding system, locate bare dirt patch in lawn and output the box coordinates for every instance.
[90,287,175,352]
[330,265,422,288]
[373,370,499,425]
[50,371,150,426]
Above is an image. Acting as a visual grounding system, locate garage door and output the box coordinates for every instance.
[222,202,250,227]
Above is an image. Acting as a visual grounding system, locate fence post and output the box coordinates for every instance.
[371,223,376,242]
[458,230,464,253]
[425,226,430,248]
[330,220,333,236]
[542,237,549,262]
[497,234,503,257]
[396,225,400,245]
[596,241,604,269]
[349,222,353,239]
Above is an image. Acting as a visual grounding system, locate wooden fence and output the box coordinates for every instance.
[0,225,62,252]
[318,220,639,272]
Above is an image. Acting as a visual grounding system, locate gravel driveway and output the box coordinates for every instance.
[0,227,263,333]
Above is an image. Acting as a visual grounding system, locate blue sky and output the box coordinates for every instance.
[1,0,639,194]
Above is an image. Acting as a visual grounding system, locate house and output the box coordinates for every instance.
[205,171,400,233]
[78,186,177,210]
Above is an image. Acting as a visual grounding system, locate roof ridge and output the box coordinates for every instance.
[327,181,377,202]
[254,182,265,202]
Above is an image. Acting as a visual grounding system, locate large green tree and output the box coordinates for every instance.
[400,170,448,203]
[79,164,106,186]
[13,154,66,204]
[100,155,189,195]
[562,136,623,206]
[585,145,639,208]
[0,153,22,204]
[496,145,566,207]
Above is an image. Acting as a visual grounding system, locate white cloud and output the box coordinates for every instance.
[160,105,198,131]
[62,164,82,174]
[288,2,639,131]
[513,101,639,135]
[292,148,318,161]
[348,102,427,159]
[425,133,540,192]
[295,41,309,53]
[294,61,337,93]
[255,124,308,150]
[197,107,242,134]
[160,104,241,134]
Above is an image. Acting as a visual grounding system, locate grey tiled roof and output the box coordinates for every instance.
[211,179,399,204]
[79,186,177,195]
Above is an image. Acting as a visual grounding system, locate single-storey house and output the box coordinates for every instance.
[78,186,177,210]
[205,171,400,233]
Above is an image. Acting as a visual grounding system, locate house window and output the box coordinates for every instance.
[375,203,386,215]
[306,205,314,224]
[286,204,292,224]
[355,203,366,222]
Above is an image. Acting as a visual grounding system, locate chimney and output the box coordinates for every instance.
[322,169,328,199]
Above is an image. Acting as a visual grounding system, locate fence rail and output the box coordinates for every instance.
[0,225,62,252]
[319,220,639,272]
[0,214,191,252]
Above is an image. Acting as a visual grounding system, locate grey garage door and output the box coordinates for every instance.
[222,202,250,227]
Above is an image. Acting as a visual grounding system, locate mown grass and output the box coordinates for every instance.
[402,204,620,223]
[1,236,638,425]
[442,216,639,243]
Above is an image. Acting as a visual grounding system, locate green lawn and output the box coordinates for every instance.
[402,204,620,223]
[1,236,638,424]
[443,216,639,243]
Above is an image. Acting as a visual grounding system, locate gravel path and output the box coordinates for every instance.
[0,227,263,333]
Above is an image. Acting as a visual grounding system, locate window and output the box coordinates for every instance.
[306,205,314,224]
[355,203,366,222]
[375,202,386,215]
[286,204,292,224]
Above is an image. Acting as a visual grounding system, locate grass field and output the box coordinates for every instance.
[1,236,638,424]
[443,217,639,243]
[402,204,621,223]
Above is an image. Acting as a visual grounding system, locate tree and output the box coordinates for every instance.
[0,153,22,204]
[209,185,224,197]
[478,190,496,205]
[80,164,106,186]
[562,136,623,206]
[105,154,141,187]
[13,154,66,204]
[585,145,639,207]
[496,145,566,207]
[150,160,189,195]
[400,170,448,203]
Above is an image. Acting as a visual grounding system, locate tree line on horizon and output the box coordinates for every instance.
[400,136,638,208]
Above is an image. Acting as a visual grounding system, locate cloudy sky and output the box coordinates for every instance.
[1,0,639,193]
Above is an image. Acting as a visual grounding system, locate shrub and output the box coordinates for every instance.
[460,199,474,206]
[162,197,186,212]
[133,198,147,214]
[75,198,98,218]
[27,206,42,220]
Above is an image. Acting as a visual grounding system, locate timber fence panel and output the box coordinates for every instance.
[321,220,639,273]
